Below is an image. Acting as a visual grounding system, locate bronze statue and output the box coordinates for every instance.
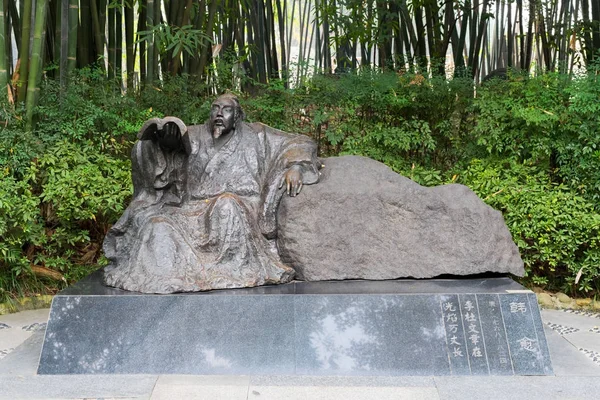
[103,94,320,293]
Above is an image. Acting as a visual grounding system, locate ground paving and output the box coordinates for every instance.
[0,308,599,399]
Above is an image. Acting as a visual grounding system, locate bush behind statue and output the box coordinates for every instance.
[0,67,599,301]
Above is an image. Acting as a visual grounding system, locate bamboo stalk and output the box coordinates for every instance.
[108,4,115,78]
[198,0,218,79]
[26,0,50,131]
[60,0,68,91]
[116,1,122,81]
[285,0,295,70]
[125,0,134,88]
[0,0,7,100]
[78,0,91,66]
[138,0,146,82]
[145,0,155,83]
[276,0,287,82]
[7,0,20,50]
[54,0,61,68]
[17,0,33,103]
[90,0,105,69]
[67,0,78,73]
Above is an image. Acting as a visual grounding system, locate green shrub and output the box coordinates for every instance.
[474,71,600,207]
[460,158,600,295]
[1,68,599,301]
[27,140,133,281]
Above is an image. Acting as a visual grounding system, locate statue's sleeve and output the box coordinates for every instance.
[254,123,321,239]
[130,119,188,206]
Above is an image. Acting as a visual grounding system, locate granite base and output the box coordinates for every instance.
[37,271,553,375]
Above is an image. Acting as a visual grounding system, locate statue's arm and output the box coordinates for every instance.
[256,123,321,238]
[131,117,189,204]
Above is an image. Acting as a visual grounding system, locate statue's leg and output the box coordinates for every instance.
[105,216,208,293]
[205,194,294,286]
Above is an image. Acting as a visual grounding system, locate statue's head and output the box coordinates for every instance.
[209,94,245,139]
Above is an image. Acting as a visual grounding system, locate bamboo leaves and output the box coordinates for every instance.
[3,0,600,114]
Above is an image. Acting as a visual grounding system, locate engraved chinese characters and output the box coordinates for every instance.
[440,292,552,375]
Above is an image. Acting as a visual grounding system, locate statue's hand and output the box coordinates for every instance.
[138,117,187,151]
[157,121,182,150]
[281,165,303,197]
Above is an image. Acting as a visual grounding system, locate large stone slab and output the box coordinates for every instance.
[278,155,524,281]
[38,271,552,376]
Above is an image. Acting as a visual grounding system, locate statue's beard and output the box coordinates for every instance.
[212,123,235,139]
[212,125,224,139]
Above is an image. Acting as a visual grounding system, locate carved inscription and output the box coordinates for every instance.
[499,293,551,375]
[440,294,470,374]
[478,294,513,375]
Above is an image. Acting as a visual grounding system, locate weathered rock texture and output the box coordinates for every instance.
[278,156,524,281]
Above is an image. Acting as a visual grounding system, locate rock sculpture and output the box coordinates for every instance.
[103,96,524,294]
[278,156,524,280]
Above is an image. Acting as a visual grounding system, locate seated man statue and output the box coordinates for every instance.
[103,94,320,293]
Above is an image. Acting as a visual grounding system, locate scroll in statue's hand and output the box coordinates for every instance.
[138,117,187,151]
[280,165,303,197]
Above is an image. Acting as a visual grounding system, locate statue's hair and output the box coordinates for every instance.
[215,93,246,122]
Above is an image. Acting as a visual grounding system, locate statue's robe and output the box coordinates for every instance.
[103,121,320,293]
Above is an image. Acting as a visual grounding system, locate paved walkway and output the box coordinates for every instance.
[1,308,599,399]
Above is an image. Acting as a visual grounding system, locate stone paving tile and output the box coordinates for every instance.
[0,309,49,361]
[0,349,14,359]
[560,309,600,318]
[247,386,440,400]
[545,321,580,335]
[579,348,600,367]
[435,376,600,400]
[21,322,47,332]
[541,309,600,331]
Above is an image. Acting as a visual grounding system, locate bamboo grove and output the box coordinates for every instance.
[1,0,600,128]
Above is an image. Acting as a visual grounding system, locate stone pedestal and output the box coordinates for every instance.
[38,271,553,375]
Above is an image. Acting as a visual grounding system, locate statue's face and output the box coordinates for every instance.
[210,98,237,139]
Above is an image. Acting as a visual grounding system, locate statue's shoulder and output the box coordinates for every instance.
[246,121,298,140]
[182,123,208,154]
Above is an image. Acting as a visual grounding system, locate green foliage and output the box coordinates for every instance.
[138,23,211,60]
[1,68,599,301]
[460,159,600,295]
[0,172,44,274]
[473,71,600,206]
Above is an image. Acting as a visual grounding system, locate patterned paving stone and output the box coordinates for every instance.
[21,322,47,332]
[0,323,10,329]
[579,348,600,367]
[545,322,580,335]
[561,309,600,319]
[589,327,600,334]
[0,348,15,360]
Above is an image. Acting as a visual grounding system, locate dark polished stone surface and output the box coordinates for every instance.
[61,270,525,296]
[39,272,552,375]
